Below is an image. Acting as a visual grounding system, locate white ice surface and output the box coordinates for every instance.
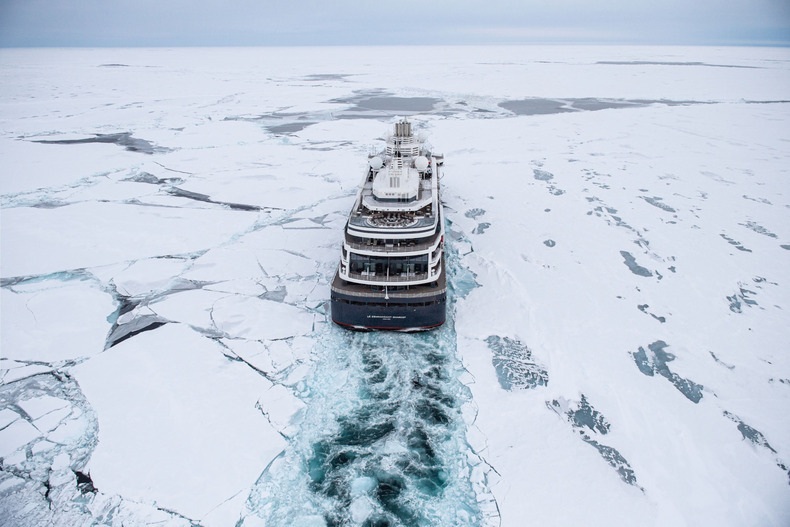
[1,45,789,527]
[445,102,790,525]
[1,201,260,278]
[71,323,286,524]
[1,280,116,363]
[0,419,41,458]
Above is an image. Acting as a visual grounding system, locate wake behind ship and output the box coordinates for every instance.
[331,120,446,330]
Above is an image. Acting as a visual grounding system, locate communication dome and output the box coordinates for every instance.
[414,156,429,172]
[369,156,384,170]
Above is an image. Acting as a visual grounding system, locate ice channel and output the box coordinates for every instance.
[242,243,493,527]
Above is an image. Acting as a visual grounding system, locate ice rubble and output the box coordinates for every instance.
[1,45,789,526]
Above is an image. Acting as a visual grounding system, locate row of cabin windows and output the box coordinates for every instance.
[349,254,429,275]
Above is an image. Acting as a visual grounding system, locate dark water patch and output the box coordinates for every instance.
[329,90,440,115]
[29,200,69,209]
[486,336,548,391]
[740,221,777,238]
[722,410,785,480]
[499,99,576,115]
[782,245,790,250]
[31,133,167,155]
[473,222,490,235]
[464,208,486,219]
[620,251,653,277]
[597,60,758,69]
[727,293,742,313]
[98,63,130,67]
[727,285,758,313]
[267,122,317,135]
[167,187,264,211]
[224,110,307,122]
[261,285,288,303]
[122,171,183,185]
[626,98,706,107]
[720,233,752,252]
[743,194,772,205]
[105,317,168,349]
[533,169,564,195]
[543,239,556,248]
[565,395,610,434]
[637,304,666,323]
[631,340,704,403]
[104,277,216,348]
[500,97,708,116]
[348,96,439,112]
[570,98,645,111]
[640,196,676,213]
[585,440,640,487]
[709,351,735,370]
[744,99,790,105]
[74,470,97,495]
[547,396,641,489]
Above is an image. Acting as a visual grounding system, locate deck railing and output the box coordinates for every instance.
[345,239,437,253]
[331,284,446,299]
[346,271,429,283]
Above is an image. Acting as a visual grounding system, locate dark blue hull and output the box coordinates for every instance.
[331,289,446,330]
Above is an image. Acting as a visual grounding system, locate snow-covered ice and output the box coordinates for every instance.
[1,45,789,526]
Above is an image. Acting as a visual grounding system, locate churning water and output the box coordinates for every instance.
[244,244,490,527]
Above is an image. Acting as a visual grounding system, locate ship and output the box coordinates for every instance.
[330,119,446,330]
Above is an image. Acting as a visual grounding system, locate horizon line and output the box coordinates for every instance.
[3,41,790,50]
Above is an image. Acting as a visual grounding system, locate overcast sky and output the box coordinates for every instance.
[1,0,789,47]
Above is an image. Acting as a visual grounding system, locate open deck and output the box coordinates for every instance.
[331,267,446,299]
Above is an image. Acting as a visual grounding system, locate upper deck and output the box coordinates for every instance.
[344,119,443,242]
[335,119,446,291]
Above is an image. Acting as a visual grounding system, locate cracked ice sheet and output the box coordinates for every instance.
[2,45,790,527]
[1,279,115,363]
[144,139,344,211]
[70,323,286,525]
[1,201,258,278]
[0,138,144,196]
[149,287,314,341]
[212,296,315,341]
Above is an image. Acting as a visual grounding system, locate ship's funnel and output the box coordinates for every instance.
[394,120,412,137]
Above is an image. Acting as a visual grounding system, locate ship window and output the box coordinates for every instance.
[412,255,428,274]
[349,254,429,277]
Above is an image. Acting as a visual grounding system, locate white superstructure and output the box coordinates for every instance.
[337,120,444,289]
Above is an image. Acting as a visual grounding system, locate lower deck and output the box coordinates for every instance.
[330,267,446,330]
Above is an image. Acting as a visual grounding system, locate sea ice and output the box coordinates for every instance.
[71,323,286,522]
[1,44,789,527]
